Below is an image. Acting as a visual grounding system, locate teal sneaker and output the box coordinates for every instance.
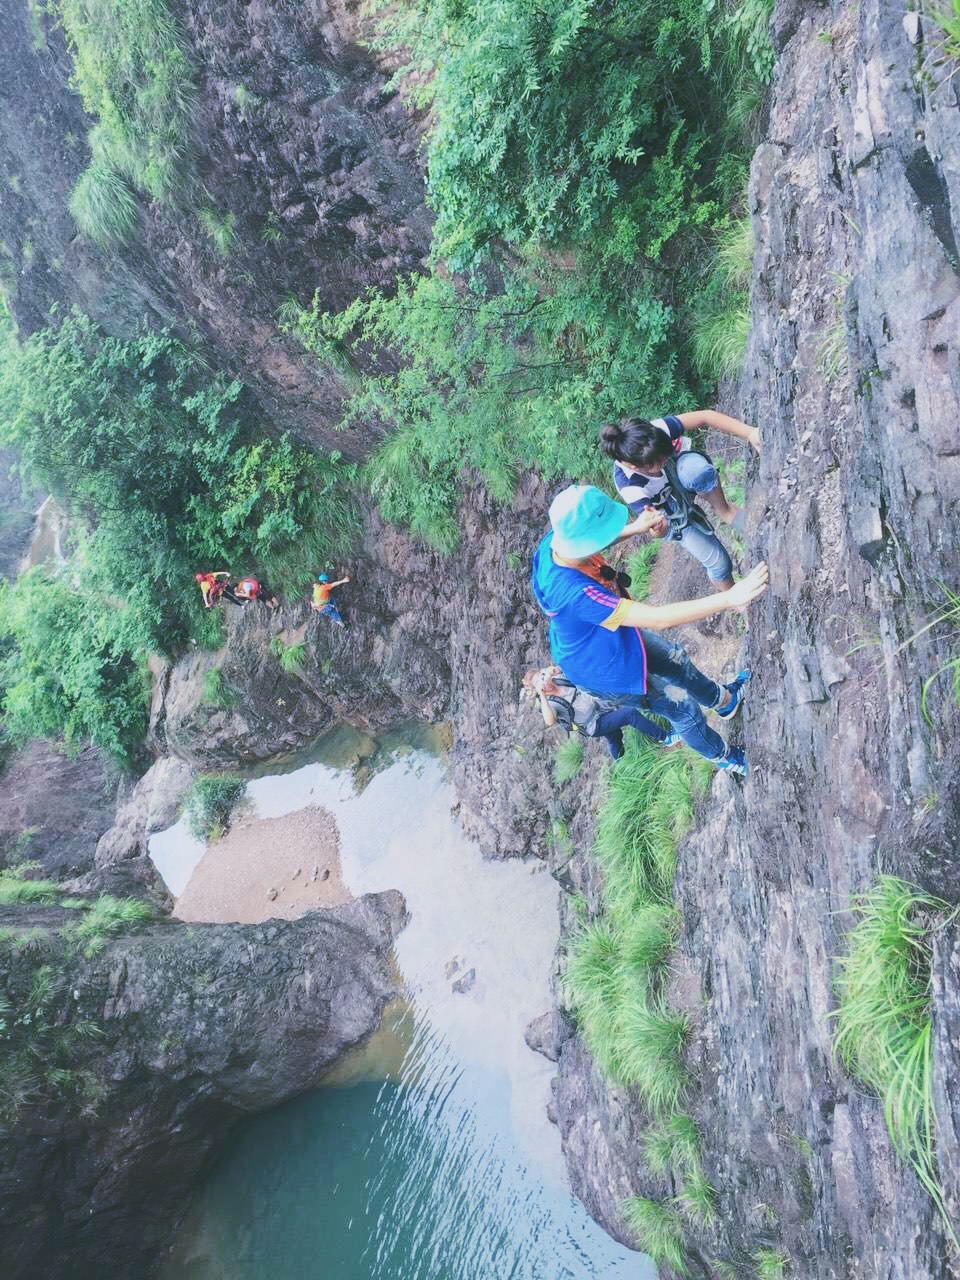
[715,747,747,776]
[715,670,750,719]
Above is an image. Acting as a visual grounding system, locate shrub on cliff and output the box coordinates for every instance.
[185,774,246,842]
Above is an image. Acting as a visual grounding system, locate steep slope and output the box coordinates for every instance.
[553,2,960,1275]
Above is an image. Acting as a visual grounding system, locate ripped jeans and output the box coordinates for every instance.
[582,631,727,761]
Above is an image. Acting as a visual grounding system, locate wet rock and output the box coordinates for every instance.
[451,968,476,994]
[0,891,407,1280]
[524,1010,569,1063]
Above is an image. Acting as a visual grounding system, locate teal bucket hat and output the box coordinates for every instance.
[549,484,629,559]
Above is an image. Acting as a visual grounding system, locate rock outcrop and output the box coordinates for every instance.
[0,890,406,1280]
[551,1,960,1275]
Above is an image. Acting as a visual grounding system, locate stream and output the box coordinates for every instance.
[151,726,651,1280]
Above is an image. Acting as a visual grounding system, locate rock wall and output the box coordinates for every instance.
[0,0,430,453]
[551,1,960,1276]
[0,890,406,1280]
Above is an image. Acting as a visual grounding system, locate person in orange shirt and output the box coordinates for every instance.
[310,573,350,625]
[195,571,242,607]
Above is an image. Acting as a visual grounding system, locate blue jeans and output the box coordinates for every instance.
[591,706,667,760]
[583,631,727,761]
[661,452,733,584]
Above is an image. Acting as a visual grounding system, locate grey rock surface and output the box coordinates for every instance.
[552,2,960,1275]
[0,890,406,1280]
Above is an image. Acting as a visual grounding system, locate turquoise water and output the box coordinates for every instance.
[156,732,650,1280]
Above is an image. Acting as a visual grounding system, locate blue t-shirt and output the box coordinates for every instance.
[530,532,647,696]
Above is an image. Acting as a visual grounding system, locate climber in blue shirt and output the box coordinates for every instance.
[531,485,769,774]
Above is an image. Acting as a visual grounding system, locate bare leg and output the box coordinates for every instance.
[699,478,740,526]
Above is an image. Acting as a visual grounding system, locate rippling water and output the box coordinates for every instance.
[158,732,650,1280]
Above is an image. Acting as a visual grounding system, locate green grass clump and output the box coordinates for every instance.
[272,637,306,677]
[63,895,156,957]
[833,875,957,1242]
[642,1111,702,1176]
[201,667,234,708]
[59,0,196,218]
[0,866,61,906]
[67,160,138,247]
[921,585,960,718]
[625,541,660,603]
[617,996,689,1111]
[926,0,960,64]
[621,1197,688,1275]
[553,735,584,784]
[675,1166,717,1224]
[753,1248,787,1278]
[199,207,238,257]
[184,774,246,841]
[689,213,754,382]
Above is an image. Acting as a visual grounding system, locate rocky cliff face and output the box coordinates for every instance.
[0,0,430,452]
[551,1,960,1275]
[0,887,406,1280]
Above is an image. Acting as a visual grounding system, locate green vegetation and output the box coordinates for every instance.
[0,865,61,906]
[833,876,957,1243]
[642,1111,701,1176]
[926,0,960,65]
[283,0,777,549]
[63,894,156,957]
[921,585,960,718]
[621,1197,688,1276]
[0,308,357,761]
[58,0,197,241]
[67,159,138,247]
[753,1248,787,1278]
[690,213,754,381]
[184,774,246,841]
[273,637,306,677]
[625,541,660,603]
[675,1166,718,1224]
[201,666,234,708]
[199,206,238,257]
[553,735,584,785]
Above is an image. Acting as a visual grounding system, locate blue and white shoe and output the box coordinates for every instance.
[661,730,682,748]
[715,747,747,776]
[715,670,750,719]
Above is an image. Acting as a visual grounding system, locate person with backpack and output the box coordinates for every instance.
[310,573,350,625]
[523,665,678,759]
[195,571,243,607]
[531,484,768,775]
[234,576,279,608]
[599,410,761,590]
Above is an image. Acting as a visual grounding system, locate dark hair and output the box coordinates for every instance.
[599,417,673,467]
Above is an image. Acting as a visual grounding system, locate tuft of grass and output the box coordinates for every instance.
[260,212,283,244]
[833,875,957,1243]
[67,160,138,247]
[643,1111,702,1176]
[60,0,196,213]
[920,585,960,719]
[199,207,238,257]
[616,996,690,1112]
[674,1167,717,1225]
[553,735,584,784]
[753,1248,787,1278]
[184,773,246,841]
[63,895,156,957]
[272,637,306,677]
[621,1197,688,1275]
[0,865,61,907]
[925,0,960,65]
[625,540,660,603]
[201,666,234,708]
[690,213,754,382]
[232,82,262,110]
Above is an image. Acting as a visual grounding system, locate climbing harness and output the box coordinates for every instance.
[656,451,716,539]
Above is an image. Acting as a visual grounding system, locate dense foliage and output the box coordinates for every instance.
[0,308,357,761]
[373,0,768,266]
[291,0,776,546]
[297,260,683,548]
[58,0,196,242]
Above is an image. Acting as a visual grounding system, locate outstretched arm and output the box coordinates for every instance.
[676,409,760,454]
[327,576,350,589]
[601,563,769,631]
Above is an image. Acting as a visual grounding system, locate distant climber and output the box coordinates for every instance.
[599,409,761,590]
[531,485,767,774]
[234,576,279,609]
[523,665,678,760]
[311,573,350,626]
[195,571,242,608]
